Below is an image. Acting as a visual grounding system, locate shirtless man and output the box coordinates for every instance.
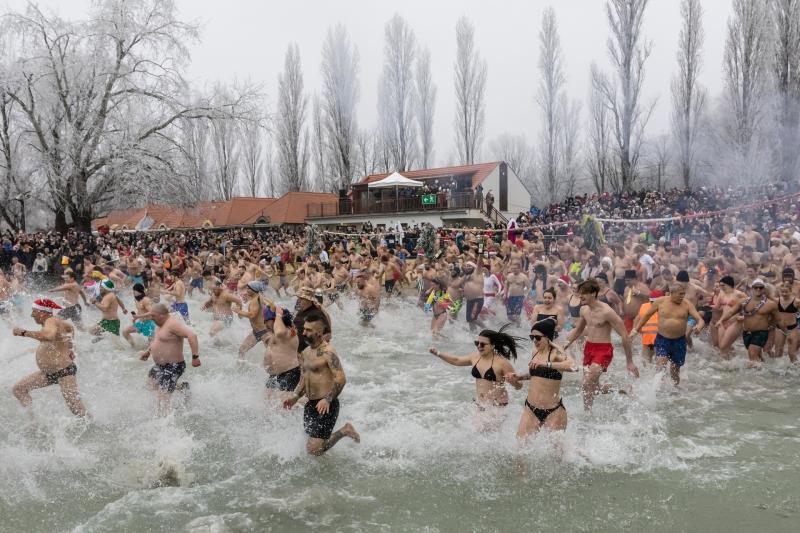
[622,270,651,333]
[164,272,190,324]
[186,258,204,297]
[632,284,704,385]
[283,317,360,456]
[12,299,88,418]
[235,281,269,360]
[138,304,200,415]
[462,261,485,331]
[202,279,239,337]
[565,279,639,410]
[91,279,122,340]
[264,306,301,401]
[356,271,381,326]
[123,284,156,347]
[716,278,787,366]
[504,262,530,326]
[50,270,87,330]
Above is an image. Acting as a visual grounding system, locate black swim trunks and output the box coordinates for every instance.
[743,330,769,349]
[466,298,484,322]
[266,366,301,391]
[148,361,186,392]
[59,304,83,323]
[253,329,270,342]
[45,363,77,385]
[303,397,340,439]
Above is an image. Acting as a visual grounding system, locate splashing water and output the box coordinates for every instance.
[1,292,799,532]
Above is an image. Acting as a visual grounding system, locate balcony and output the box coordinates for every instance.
[307,190,480,219]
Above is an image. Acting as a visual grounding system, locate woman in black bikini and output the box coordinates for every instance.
[429,325,523,424]
[507,318,576,438]
[530,287,564,332]
[773,281,799,362]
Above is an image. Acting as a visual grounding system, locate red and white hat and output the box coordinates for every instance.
[32,298,63,313]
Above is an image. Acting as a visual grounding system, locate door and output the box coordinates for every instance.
[499,163,508,212]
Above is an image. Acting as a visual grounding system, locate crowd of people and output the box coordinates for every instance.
[4,182,800,454]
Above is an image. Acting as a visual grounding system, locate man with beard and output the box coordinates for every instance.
[283,316,360,456]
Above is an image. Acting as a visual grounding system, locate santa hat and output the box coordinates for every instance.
[32,298,63,313]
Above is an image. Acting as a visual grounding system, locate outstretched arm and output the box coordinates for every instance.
[428,347,475,366]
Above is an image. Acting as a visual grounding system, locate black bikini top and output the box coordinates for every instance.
[529,347,563,381]
[779,298,799,314]
[471,353,498,382]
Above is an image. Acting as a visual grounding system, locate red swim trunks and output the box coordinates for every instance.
[624,317,634,333]
[583,341,614,371]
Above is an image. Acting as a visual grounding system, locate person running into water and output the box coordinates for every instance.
[263,306,300,402]
[201,279,239,337]
[507,317,576,438]
[164,272,190,324]
[565,278,638,410]
[235,281,270,361]
[90,279,122,341]
[12,299,88,418]
[122,283,156,348]
[773,281,800,362]
[632,290,663,364]
[139,304,200,416]
[429,325,522,430]
[715,278,787,366]
[632,284,704,385]
[283,317,360,456]
[49,269,87,331]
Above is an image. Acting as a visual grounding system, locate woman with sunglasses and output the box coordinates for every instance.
[508,317,576,438]
[429,325,522,414]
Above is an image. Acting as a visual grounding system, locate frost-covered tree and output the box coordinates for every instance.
[771,0,800,184]
[671,0,706,188]
[321,24,359,190]
[415,46,436,169]
[586,67,617,194]
[240,116,268,197]
[489,134,535,190]
[453,16,487,165]
[377,14,417,171]
[275,43,309,192]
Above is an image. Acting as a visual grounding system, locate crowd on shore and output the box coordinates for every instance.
[4,183,800,453]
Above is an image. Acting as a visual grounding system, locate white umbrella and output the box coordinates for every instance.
[367,172,424,212]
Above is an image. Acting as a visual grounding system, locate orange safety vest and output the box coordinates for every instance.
[638,302,659,346]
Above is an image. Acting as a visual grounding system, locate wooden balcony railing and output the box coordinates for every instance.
[306,191,481,218]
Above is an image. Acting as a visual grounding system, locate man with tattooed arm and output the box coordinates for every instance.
[283,317,360,455]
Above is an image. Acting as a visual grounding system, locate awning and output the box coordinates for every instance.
[367,172,424,189]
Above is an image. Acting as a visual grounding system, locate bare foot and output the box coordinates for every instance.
[341,422,361,443]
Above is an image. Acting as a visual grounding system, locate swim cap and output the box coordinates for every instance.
[720,276,735,288]
[676,271,690,282]
[132,283,145,293]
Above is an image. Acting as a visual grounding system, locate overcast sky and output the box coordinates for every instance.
[7,0,733,167]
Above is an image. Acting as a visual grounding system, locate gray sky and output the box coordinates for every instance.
[8,0,733,166]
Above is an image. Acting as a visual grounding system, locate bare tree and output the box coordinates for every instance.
[175,114,211,203]
[536,7,566,203]
[771,0,800,183]
[489,133,535,190]
[415,46,436,169]
[586,67,617,193]
[311,95,328,190]
[592,0,654,191]
[321,24,359,190]
[354,129,378,178]
[0,89,32,230]
[671,0,707,188]
[240,117,268,197]
[453,16,487,165]
[208,85,242,201]
[275,43,309,192]
[647,134,671,191]
[560,98,582,199]
[377,14,416,171]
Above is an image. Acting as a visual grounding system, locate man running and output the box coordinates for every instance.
[123,283,156,348]
[283,316,360,455]
[139,304,200,415]
[49,270,87,330]
[632,284,704,385]
[201,279,239,337]
[12,299,88,418]
[565,278,639,410]
[164,272,190,324]
[90,279,122,341]
[264,306,300,401]
[504,262,529,326]
[235,281,269,360]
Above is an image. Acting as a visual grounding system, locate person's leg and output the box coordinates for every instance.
[12,371,50,408]
[238,333,257,359]
[209,320,223,337]
[58,375,88,417]
[306,423,361,456]
[719,323,741,359]
[773,329,787,359]
[516,406,541,439]
[542,404,567,431]
[582,364,603,410]
[122,325,138,347]
[669,362,681,386]
[747,344,764,365]
[789,330,799,363]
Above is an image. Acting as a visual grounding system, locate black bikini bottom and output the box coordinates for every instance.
[525,398,564,424]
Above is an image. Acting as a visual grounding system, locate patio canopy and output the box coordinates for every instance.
[367,171,424,189]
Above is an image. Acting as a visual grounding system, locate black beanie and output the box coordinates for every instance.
[676,270,690,282]
[531,316,557,340]
[720,276,735,288]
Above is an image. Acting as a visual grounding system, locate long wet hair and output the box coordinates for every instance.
[478,324,524,360]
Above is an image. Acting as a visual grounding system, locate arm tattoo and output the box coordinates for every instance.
[326,381,344,402]
[328,351,342,370]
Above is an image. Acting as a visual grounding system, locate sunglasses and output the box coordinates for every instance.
[474,341,490,348]
[529,334,545,341]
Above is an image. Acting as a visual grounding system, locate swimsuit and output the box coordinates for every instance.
[359,308,377,322]
[266,366,301,391]
[583,341,614,371]
[190,278,204,289]
[303,397,340,439]
[471,354,497,381]
[134,319,157,338]
[525,398,565,425]
[171,302,190,318]
[148,361,186,393]
[465,298,484,323]
[213,313,234,327]
[654,334,687,367]
[99,318,121,336]
[506,295,525,318]
[45,363,77,385]
[743,330,769,349]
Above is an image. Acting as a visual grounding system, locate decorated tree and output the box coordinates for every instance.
[305,224,321,257]
[418,223,438,257]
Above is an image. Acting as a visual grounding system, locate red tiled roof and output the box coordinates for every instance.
[357,162,501,189]
[262,192,338,225]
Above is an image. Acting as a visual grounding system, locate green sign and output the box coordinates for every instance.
[421,194,437,205]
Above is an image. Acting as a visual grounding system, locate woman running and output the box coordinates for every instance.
[530,288,565,332]
[508,318,576,438]
[714,276,746,359]
[429,325,522,428]
[773,281,799,362]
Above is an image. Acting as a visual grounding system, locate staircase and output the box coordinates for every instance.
[481,203,509,226]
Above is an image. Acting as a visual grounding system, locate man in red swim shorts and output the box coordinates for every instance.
[565,278,639,410]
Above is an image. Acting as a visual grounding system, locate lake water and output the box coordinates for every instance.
[1,292,799,532]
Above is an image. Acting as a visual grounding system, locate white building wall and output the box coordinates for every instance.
[505,165,533,215]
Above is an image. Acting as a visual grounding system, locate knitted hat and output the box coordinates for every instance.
[531,316,557,341]
[32,298,63,313]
